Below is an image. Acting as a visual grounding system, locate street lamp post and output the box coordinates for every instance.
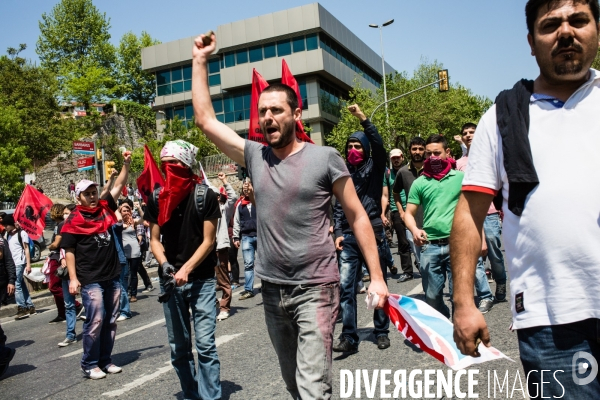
[369,19,394,127]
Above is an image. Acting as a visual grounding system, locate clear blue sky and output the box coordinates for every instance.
[1,0,540,100]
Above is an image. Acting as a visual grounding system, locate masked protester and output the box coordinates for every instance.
[332,104,392,354]
[60,154,131,379]
[143,139,222,400]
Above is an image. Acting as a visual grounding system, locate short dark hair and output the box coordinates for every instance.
[461,122,477,134]
[409,137,426,148]
[65,203,77,211]
[260,83,299,112]
[425,134,448,148]
[526,0,600,37]
[121,199,134,208]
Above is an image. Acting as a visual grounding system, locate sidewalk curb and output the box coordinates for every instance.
[0,266,159,318]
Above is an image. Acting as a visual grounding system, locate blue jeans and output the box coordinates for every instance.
[161,277,220,400]
[406,229,422,267]
[80,278,121,370]
[262,280,339,400]
[483,213,507,285]
[474,257,494,302]
[61,279,77,340]
[119,262,131,318]
[517,318,600,398]
[15,264,34,308]
[242,235,257,293]
[420,242,453,318]
[338,230,389,345]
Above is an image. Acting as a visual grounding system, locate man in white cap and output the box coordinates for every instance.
[60,154,130,380]
[144,139,222,400]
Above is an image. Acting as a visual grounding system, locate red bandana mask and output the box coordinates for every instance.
[158,163,201,226]
[61,200,118,236]
[422,156,456,180]
[347,148,365,166]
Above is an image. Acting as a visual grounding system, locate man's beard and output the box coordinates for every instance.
[552,38,584,76]
[412,154,423,162]
[555,59,583,75]
[264,121,295,149]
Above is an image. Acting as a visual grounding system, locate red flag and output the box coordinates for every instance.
[281,59,314,144]
[248,69,269,145]
[13,184,53,240]
[136,145,165,203]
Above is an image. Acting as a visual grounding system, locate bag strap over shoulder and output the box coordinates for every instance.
[193,184,209,220]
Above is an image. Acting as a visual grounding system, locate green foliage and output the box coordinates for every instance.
[0,49,76,168]
[110,99,156,137]
[593,49,600,71]
[37,0,116,109]
[0,102,30,200]
[115,32,161,105]
[327,60,492,159]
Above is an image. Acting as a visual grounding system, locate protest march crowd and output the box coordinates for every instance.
[1,0,600,398]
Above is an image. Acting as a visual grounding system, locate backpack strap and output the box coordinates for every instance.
[193,184,209,220]
[151,187,162,213]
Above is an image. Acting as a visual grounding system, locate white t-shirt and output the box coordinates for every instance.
[7,230,29,266]
[463,69,600,330]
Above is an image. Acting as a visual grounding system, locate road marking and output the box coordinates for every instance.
[60,318,166,358]
[406,282,423,296]
[102,332,244,397]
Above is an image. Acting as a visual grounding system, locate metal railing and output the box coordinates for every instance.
[201,153,237,178]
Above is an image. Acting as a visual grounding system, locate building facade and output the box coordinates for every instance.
[141,2,393,145]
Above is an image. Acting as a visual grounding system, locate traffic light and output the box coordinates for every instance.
[438,69,449,92]
[104,161,115,180]
[96,148,103,161]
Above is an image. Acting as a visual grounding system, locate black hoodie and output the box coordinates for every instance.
[0,236,16,287]
[333,119,386,238]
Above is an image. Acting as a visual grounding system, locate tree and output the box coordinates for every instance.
[36,0,115,111]
[0,46,76,168]
[115,32,161,105]
[593,49,600,70]
[327,60,492,158]
[0,100,30,200]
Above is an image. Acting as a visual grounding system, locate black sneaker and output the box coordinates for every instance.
[397,273,413,283]
[389,267,398,275]
[377,336,391,350]
[239,291,255,300]
[28,306,37,316]
[333,339,358,353]
[48,315,66,324]
[389,242,397,248]
[495,284,507,302]
[0,347,16,379]
[14,307,29,320]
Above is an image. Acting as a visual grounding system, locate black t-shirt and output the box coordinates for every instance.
[49,221,65,261]
[144,186,220,281]
[60,196,121,286]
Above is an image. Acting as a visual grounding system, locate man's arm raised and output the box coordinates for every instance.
[333,176,389,308]
[450,191,493,357]
[192,33,245,166]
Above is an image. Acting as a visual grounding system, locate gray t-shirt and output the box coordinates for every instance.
[122,225,141,259]
[244,140,350,285]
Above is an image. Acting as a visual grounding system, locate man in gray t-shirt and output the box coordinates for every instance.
[191,32,389,400]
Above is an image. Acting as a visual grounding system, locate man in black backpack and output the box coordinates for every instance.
[144,140,222,400]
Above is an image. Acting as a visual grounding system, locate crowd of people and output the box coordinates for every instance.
[1,0,599,398]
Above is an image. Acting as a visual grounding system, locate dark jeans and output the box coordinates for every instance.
[517,318,600,398]
[390,211,412,274]
[262,280,339,400]
[228,237,240,284]
[161,277,221,400]
[338,229,389,345]
[128,257,150,297]
[0,285,7,347]
[80,278,120,370]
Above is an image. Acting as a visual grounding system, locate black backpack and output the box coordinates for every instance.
[152,184,209,221]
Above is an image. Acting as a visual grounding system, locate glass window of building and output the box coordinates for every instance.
[157,70,170,85]
[157,85,171,96]
[292,36,305,53]
[208,58,220,74]
[306,33,318,51]
[249,45,263,63]
[171,68,182,82]
[171,81,184,93]
[185,104,193,120]
[183,65,192,80]
[225,52,235,68]
[236,49,248,64]
[298,81,308,110]
[277,39,291,56]
[223,96,233,113]
[212,98,223,114]
[174,106,185,120]
[263,43,276,58]
[208,74,221,86]
[183,80,192,91]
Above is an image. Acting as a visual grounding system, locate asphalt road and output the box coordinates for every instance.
[0,251,524,400]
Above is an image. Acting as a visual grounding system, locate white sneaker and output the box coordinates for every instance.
[116,315,130,322]
[82,367,106,380]
[217,311,230,321]
[58,337,77,347]
[102,364,122,374]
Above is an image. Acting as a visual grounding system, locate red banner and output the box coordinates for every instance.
[136,145,166,203]
[248,69,269,145]
[77,156,95,171]
[14,185,53,240]
[281,59,313,144]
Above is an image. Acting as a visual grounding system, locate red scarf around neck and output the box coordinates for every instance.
[61,200,118,235]
[422,156,456,181]
[158,163,201,226]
